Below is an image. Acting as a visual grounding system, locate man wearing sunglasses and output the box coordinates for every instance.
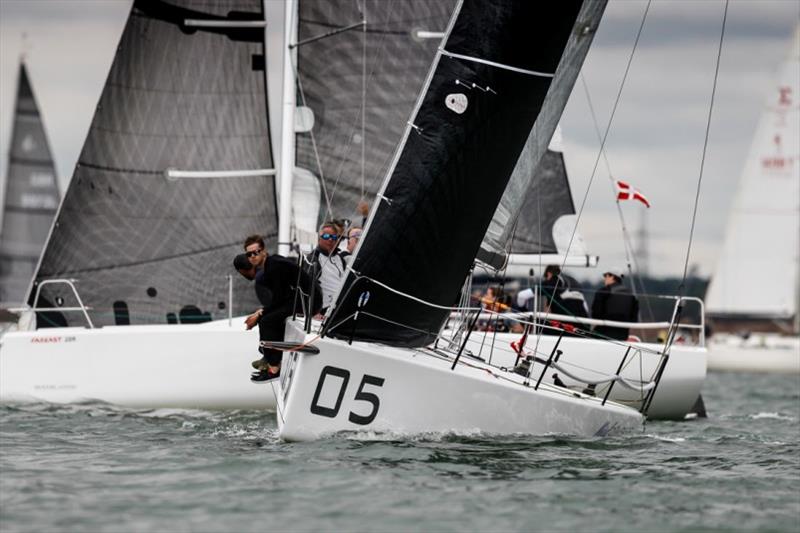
[244,234,267,270]
[234,236,321,382]
[305,221,348,314]
[344,226,362,257]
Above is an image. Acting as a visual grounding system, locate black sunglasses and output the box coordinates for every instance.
[246,249,263,257]
[319,233,340,241]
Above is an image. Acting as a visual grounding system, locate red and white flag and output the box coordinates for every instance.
[615,180,650,208]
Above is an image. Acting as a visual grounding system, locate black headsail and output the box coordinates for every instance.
[30,0,277,327]
[326,0,606,347]
[477,134,577,269]
[0,63,61,304]
[295,0,456,231]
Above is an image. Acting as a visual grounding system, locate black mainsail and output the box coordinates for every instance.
[30,0,277,327]
[327,0,605,347]
[295,0,456,228]
[0,63,60,304]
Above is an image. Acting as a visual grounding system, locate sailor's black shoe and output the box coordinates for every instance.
[251,357,269,371]
[250,369,280,383]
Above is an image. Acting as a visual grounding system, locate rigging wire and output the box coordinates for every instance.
[316,0,400,221]
[360,2,367,201]
[679,0,728,295]
[532,0,653,351]
[579,73,656,323]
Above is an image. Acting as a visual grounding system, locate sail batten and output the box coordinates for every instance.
[30,0,277,326]
[438,49,556,78]
[327,0,606,347]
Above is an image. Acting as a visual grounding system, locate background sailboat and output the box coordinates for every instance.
[0,62,60,306]
[705,26,799,373]
[29,0,278,328]
[1,0,281,409]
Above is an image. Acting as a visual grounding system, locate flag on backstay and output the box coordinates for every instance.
[615,180,651,208]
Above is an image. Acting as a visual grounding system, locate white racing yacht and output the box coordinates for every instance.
[275,0,657,441]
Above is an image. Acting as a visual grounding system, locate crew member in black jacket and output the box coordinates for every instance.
[591,267,639,341]
[234,251,321,382]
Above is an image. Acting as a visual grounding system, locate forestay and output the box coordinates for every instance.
[30,0,277,327]
[0,63,60,304]
[326,0,606,347]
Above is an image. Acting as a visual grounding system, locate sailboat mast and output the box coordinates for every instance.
[277,0,298,256]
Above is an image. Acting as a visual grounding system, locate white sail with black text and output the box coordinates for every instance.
[0,63,60,305]
[705,27,799,331]
[29,0,278,328]
[276,0,645,441]
[705,27,799,373]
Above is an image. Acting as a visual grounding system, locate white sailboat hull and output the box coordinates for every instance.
[0,318,276,409]
[276,320,642,442]
[708,334,800,374]
[462,333,706,420]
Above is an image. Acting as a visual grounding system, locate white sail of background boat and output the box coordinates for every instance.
[705,26,799,374]
[275,0,654,441]
[0,62,60,307]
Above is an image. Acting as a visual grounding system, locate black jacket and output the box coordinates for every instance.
[591,280,639,340]
[591,281,639,322]
[255,255,321,319]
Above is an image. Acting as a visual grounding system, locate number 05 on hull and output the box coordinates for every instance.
[276,320,642,442]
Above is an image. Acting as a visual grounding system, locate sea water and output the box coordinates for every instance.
[1,371,798,532]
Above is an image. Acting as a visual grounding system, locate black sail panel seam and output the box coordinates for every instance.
[37,235,278,277]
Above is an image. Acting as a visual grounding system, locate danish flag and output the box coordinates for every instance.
[615,180,650,208]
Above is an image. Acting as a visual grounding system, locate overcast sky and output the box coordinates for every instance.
[0,0,798,280]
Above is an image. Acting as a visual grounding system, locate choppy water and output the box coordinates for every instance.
[1,372,798,532]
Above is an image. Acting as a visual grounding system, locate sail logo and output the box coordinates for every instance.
[778,86,792,107]
[29,172,55,188]
[761,156,793,171]
[20,193,58,209]
[761,134,794,171]
[445,93,468,114]
[31,336,62,344]
[20,134,36,153]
